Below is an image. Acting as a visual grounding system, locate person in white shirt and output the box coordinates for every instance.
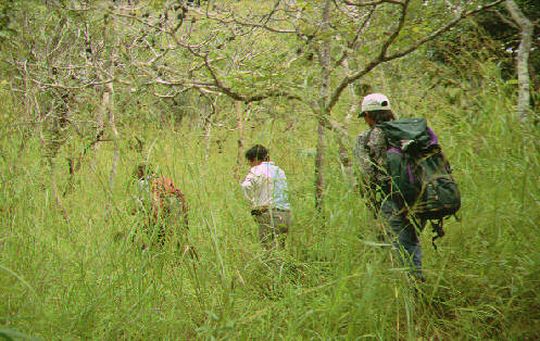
[241,145,291,250]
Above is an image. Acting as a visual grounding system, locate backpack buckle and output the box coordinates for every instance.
[431,219,445,250]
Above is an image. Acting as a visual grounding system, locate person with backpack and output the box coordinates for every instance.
[241,145,291,251]
[354,93,460,281]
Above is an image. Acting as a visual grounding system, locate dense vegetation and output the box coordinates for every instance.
[1,0,539,339]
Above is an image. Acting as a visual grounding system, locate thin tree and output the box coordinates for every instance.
[505,0,534,122]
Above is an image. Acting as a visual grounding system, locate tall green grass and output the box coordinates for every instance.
[1,78,539,339]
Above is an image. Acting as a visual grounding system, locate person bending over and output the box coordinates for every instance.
[241,145,291,251]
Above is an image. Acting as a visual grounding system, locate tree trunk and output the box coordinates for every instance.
[203,96,217,163]
[107,81,119,192]
[315,119,326,210]
[234,101,244,181]
[107,5,119,192]
[315,0,332,211]
[84,21,105,152]
[338,59,357,182]
[204,118,213,162]
[343,60,358,124]
[505,0,533,122]
[94,92,106,151]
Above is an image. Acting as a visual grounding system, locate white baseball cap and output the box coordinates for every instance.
[360,93,391,115]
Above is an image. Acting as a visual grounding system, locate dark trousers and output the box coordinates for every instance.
[380,199,426,280]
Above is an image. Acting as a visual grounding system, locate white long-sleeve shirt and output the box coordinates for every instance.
[241,161,291,211]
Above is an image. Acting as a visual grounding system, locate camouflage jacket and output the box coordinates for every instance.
[353,127,390,192]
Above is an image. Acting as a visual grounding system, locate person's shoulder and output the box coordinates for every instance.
[370,126,384,138]
[153,176,169,185]
[153,176,177,192]
[250,164,263,173]
[356,129,372,143]
[367,127,387,150]
[356,130,367,139]
[264,162,287,176]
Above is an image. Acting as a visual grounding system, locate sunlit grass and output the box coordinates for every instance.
[1,80,539,339]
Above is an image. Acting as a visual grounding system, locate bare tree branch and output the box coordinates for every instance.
[377,0,409,60]
[385,0,505,61]
[334,6,375,68]
[30,78,114,90]
[194,1,297,35]
[327,0,505,113]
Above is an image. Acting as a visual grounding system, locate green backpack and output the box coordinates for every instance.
[377,118,461,244]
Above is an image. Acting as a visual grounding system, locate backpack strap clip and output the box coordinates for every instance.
[431,219,445,250]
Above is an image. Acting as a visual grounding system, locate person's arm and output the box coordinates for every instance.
[354,129,388,212]
[241,167,264,208]
[241,168,257,195]
[366,127,388,179]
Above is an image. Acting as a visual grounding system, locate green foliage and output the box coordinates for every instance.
[0,0,19,42]
[1,63,539,339]
[0,1,539,339]
[473,2,539,85]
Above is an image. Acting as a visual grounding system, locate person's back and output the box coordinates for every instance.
[241,161,290,212]
[241,145,291,250]
[354,93,426,281]
[152,176,189,228]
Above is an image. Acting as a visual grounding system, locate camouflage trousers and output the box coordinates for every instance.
[252,209,291,250]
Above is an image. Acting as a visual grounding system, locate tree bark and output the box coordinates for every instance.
[504,1,532,122]
[315,119,326,210]
[94,92,106,152]
[315,0,332,211]
[338,59,357,183]
[107,5,120,192]
[203,96,217,163]
[204,115,213,163]
[107,81,119,192]
[84,22,105,152]
[234,101,244,181]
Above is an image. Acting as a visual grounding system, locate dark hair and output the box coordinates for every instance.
[245,144,269,162]
[365,109,396,124]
